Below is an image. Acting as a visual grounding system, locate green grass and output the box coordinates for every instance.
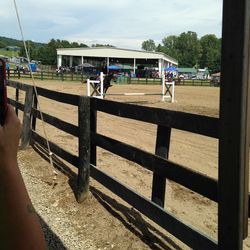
[0,49,19,57]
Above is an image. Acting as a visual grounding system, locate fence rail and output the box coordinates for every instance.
[7,69,86,82]
[6,79,248,249]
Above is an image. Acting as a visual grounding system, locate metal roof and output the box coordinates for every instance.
[57,47,178,65]
[178,68,197,73]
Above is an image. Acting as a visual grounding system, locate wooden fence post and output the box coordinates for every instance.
[32,94,38,131]
[20,86,34,149]
[77,96,90,203]
[90,99,97,166]
[15,88,19,116]
[218,0,250,248]
[151,125,171,207]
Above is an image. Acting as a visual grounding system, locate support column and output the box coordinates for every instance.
[158,59,162,76]
[69,56,73,67]
[57,55,62,68]
[107,57,109,73]
[81,56,84,64]
[133,58,136,75]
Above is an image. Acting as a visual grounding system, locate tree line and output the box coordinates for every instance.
[0,37,112,66]
[141,31,221,73]
[1,32,221,72]
[18,39,117,66]
[18,39,88,65]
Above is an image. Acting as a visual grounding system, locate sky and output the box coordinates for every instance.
[1,0,223,49]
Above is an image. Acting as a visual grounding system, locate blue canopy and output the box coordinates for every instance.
[108,65,121,70]
[165,66,178,72]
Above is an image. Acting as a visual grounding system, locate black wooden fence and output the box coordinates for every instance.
[7,69,218,87]
[7,69,86,82]
[6,79,249,249]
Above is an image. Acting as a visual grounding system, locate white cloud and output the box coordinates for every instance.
[1,0,223,48]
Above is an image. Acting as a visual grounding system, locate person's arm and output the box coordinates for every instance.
[0,105,46,250]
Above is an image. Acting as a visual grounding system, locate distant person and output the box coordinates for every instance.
[6,63,10,78]
[0,105,46,249]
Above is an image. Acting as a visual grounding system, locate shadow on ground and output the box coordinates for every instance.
[39,215,67,250]
[32,142,184,250]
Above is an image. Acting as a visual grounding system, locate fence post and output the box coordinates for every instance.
[218,0,250,248]
[151,125,171,207]
[15,88,19,116]
[32,94,38,131]
[77,96,90,203]
[20,86,34,149]
[90,99,97,166]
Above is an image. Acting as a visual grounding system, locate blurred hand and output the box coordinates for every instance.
[0,105,21,162]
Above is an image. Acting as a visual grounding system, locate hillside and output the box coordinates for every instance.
[0,36,45,48]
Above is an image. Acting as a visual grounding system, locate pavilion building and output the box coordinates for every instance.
[56,47,178,76]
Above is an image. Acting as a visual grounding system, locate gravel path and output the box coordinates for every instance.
[17,147,184,250]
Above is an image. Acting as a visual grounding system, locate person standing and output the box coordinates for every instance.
[0,105,46,249]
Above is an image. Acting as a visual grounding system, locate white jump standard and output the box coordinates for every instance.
[87,72,104,99]
[162,74,175,103]
[87,72,175,102]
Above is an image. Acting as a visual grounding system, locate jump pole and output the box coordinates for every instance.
[104,93,162,96]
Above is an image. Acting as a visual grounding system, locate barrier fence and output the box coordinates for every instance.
[6,79,249,249]
[6,69,218,86]
[7,69,86,82]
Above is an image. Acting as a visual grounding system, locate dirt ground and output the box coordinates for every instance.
[8,79,250,249]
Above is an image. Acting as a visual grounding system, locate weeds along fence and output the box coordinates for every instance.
[7,79,248,249]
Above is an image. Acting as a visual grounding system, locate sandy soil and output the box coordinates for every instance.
[8,79,250,249]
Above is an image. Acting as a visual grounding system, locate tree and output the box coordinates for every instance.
[33,39,89,65]
[91,44,115,48]
[175,31,201,67]
[141,39,156,51]
[0,41,6,48]
[161,35,179,59]
[19,40,37,60]
[61,40,71,48]
[79,43,88,48]
[199,34,221,72]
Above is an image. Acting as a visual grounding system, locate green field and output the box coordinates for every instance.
[0,48,19,57]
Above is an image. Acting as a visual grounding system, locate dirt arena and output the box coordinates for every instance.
[8,79,250,249]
